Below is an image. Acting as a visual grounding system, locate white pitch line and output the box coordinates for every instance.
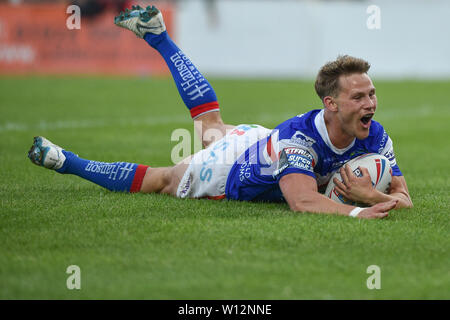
[0,105,445,133]
[0,115,191,133]
[0,113,288,133]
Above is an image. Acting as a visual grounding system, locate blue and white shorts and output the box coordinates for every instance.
[176,124,271,199]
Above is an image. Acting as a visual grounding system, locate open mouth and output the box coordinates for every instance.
[360,114,374,127]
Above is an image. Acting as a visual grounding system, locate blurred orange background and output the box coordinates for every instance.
[0,2,173,75]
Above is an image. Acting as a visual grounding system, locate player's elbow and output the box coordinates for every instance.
[400,197,414,209]
[396,192,414,209]
[288,197,315,213]
[289,202,305,213]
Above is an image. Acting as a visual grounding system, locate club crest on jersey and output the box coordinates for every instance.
[290,131,316,148]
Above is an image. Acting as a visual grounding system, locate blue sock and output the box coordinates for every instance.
[56,151,149,192]
[145,31,220,119]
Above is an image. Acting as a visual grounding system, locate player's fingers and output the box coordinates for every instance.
[375,199,398,212]
[359,210,389,219]
[334,184,349,198]
[360,167,372,183]
[340,166,350,186]
[383,199,398,211]
[361,166,370,177]
[366,212,389,219]
[345,164,355,181]
[333,177,347,191]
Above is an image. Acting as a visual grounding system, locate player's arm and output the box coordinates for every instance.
[279,173,398,219]
[387,175,413,208]
[350,131,412,209]
[358,174,412,209]
[333,165,413,209]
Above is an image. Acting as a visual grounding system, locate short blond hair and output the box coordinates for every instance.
[314,55,371,101]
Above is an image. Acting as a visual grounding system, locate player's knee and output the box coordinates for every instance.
[195,112,226,133]
[195,110,224,125]
[161,168,173,187]
[160,167,180,195]
[194,112,228,147]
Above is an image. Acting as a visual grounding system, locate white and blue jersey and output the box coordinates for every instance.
[225,109,402,202]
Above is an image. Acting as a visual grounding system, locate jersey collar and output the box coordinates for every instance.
[314,109,355,155]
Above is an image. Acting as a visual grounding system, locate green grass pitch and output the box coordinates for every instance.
[0,76,449,299]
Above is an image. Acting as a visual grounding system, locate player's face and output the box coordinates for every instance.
[334,73,377,140]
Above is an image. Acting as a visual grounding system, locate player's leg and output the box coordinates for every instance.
[114,5,234,147]
[27,136,160,194]
[139,156,192,195]
[193,112,235,148]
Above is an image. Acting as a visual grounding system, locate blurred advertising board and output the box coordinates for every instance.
[0,3,173,75]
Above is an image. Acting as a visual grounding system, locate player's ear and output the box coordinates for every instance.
[323,96,338,112]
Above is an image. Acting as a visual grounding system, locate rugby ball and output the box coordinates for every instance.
[325,153,392,206]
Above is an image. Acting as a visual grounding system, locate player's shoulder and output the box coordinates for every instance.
[273,109,321,139]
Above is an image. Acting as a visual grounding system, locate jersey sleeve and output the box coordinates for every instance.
[376,128,402,176]
[268,128,319,181]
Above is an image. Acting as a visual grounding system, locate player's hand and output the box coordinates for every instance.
[357,199,398,219]
[333,165,374,204]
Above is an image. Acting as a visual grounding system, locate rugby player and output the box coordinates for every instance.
[27,5,412,219]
